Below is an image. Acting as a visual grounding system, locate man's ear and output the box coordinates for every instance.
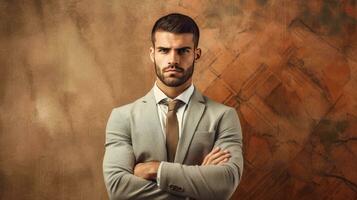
[150,47,155,63]
[194,48,201,61]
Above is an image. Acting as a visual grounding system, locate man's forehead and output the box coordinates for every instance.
[153,31,195,47]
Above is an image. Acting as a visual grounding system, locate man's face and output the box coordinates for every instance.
[150,31,201,87]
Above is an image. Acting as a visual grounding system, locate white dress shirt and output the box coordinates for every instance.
[153,82,194,138]
[153,82,195,186]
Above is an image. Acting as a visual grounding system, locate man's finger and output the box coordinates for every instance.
[203,147,221,165]
[218,158,229,165]
[206,150,229,164]
[210,153,231,165]
[202,147,220,165]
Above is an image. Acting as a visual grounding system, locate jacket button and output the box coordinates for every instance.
[169,185,184,192]
[176,186,184,192]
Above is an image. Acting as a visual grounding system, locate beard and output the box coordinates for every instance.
[154,60,194,87]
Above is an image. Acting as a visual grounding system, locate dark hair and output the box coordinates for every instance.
[151,13,200,47]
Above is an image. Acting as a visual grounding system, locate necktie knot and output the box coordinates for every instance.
[167,99,184,112]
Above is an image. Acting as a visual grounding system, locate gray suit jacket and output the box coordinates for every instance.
[103,87,243,200]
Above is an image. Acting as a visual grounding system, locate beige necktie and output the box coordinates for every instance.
[165,99,184,162]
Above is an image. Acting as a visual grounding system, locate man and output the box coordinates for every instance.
[103,13,243,200]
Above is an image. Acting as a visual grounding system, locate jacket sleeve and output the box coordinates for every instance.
[103,108,186,200]
[158,108,244,200]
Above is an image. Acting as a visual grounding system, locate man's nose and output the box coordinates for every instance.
[168,51,179,65]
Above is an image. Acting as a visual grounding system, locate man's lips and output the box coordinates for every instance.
[165,69,181,72]
[165,71,182,76]
[164,67,183,73]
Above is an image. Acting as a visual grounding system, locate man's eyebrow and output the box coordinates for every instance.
[156,46,192,50]
[157,47,170,49]
[175,46,192,50]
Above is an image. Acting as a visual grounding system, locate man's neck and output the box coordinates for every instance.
[156,79,192,99]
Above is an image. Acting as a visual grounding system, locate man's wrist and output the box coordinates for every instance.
[149,161,160,180]
[157,162,163,186]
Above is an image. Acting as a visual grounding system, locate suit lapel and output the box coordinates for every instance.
[175,88,206,163]
[141,89,168,161]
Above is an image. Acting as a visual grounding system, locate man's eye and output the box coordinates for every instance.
[158,49,168,53]
[178,49,189,54]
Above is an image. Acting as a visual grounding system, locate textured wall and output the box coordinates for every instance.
[0,0,356,199]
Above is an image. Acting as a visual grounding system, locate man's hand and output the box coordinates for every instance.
[134,161,160,180]
[201,147,231,166]
[134,147,230,180]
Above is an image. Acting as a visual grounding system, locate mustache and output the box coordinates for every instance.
[163,64,184,72]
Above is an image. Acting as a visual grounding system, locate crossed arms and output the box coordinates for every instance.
[103,107,243,200]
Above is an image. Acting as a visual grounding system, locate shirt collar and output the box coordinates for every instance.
[153,82,194,105]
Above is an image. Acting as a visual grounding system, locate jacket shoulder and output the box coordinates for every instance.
[106,96,146,131]
[111,96,145,115]
[202,95,236,113]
